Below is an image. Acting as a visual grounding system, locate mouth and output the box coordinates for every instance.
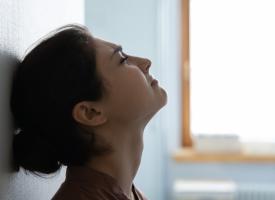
[151,79,158,86]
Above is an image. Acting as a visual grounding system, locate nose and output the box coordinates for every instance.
[138,58,151,74]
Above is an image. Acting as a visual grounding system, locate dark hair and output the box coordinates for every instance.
[10,24,111,176]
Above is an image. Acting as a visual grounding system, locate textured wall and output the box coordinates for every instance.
[0,0,84,199]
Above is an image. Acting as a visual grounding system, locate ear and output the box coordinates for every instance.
[72,101,107,127]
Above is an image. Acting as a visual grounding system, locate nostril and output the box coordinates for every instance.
[146,65,150,73]
[139,58,151,73]
[145,59,151,72]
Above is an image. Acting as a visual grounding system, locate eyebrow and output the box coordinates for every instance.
[111,45,122,59]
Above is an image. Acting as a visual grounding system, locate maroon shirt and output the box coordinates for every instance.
[51,165,148,200]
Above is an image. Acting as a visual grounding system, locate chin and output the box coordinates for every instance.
[159,87,168,107]
[148,102,167,121]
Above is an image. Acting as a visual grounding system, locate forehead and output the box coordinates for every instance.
[93,38,120,74]
[94,37,118,54]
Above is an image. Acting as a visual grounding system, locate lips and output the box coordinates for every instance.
[151,79,158,86]
[149,75,158,86]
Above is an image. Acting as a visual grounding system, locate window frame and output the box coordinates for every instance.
[181,0,193,147]
[179,0,275,162]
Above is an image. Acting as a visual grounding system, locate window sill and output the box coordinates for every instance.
[172,147,275,163]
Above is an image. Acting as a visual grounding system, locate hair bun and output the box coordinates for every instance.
[12,129,61,175]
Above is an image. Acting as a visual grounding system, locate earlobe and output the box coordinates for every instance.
[72,102,107,127]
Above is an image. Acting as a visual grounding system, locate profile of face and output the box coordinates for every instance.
[10,26,168,175]
[73,37,167,130]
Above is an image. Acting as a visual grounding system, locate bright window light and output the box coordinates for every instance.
[190,0,275,143]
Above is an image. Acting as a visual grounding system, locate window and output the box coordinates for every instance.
[182,0,275,147]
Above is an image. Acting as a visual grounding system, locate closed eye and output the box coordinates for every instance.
[120,56,128,64]
[119,51,129,64]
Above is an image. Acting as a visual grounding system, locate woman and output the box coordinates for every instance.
[10,24,167,200]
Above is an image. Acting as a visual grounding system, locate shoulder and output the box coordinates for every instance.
[51,181,127,200]
[51,182,86,200]
[133,185,149,200]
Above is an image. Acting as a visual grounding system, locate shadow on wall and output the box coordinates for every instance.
[0,50,20,193]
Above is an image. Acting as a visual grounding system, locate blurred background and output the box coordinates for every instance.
[1,0,275,200]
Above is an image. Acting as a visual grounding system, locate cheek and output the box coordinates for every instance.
[112,68,149,95]
[120,72,150,98]
[108,73,153,115]
[116,79,150,104]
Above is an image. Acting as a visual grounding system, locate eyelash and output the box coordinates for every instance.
[120,54,129,64]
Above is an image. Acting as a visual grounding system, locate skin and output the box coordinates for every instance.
[72,37,167,199]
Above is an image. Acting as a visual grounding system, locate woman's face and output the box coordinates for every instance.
[93,38,167,125]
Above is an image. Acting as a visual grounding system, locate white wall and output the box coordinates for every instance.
[0,1,84,199]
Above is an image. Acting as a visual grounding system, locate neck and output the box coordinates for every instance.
[86,123,145,198]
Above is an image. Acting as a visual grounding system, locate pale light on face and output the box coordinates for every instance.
[93,38,167,125]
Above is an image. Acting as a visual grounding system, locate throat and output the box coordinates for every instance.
[86,132,144,198]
